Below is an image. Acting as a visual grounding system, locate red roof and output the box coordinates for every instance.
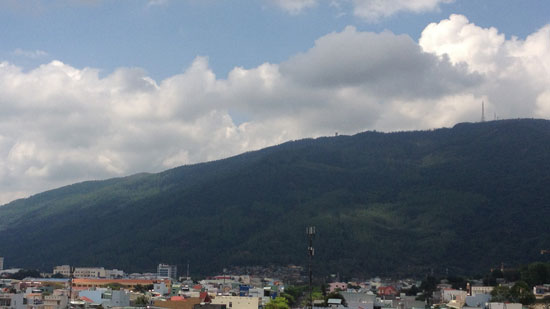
[378,286,397,295]
[170,296,185,301]
[80,296,95,303]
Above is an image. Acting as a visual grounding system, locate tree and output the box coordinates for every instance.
[51,273,65,279]
[405,285,420,296]
[490,286,510,302]
[265,297,289,309]
[134,295,149,307]
[490,282,535,305]
[510,281,535,305]
[521,262,550,286]
[280,293,296,306]
[9,269,41,280]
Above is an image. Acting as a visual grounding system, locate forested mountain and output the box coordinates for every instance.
[1,119,549,277]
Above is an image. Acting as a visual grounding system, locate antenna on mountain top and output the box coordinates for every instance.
[481,101,486,122]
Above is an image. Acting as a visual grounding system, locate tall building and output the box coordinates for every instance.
[157,264,177,280]
[0,257,3,270]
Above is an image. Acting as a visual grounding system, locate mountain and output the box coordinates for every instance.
[1,119,550,278]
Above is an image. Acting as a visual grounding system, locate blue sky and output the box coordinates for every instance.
[0,0,550,204]
[2,0,549,80]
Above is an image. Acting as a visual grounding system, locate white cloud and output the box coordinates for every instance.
[420,14,550,119]
[272,0,318,14]
[272,0,453,20]
[351,0,454,21]
[1,15,549,204]
[147,0,169,7]
[12,48,48,59]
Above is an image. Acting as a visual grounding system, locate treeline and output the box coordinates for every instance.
[1,119,550,277]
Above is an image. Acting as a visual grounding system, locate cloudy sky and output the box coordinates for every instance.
[0,0,549,204]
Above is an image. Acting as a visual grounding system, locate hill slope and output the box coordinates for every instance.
[1,119,550,277]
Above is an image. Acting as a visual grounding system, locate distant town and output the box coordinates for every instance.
[1,257,549,309]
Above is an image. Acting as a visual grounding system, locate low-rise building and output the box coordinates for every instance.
[487,303,521,309]
[43,289,69,309]
[442,289,467,303]
[0,293,25,309]
[533,285,550,299]
[154,297,203,309]
[211,296,260,309]
[78,288,130,308]
[329,283,348,293]
[72,278,171,290]
[471,286,494,296]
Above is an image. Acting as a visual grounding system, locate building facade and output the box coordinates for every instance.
[158,264,178,280]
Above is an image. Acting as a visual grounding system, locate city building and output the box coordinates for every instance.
[158,264,178,280]
[72,278,171,290]
[79,288,130,307]
[0,293,25,309]
[53,266,124,279]
[211,296,260,309]
[0,257,3,271]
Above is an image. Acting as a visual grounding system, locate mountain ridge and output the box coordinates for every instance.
[1,118,549,277]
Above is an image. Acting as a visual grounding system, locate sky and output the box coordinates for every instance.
[0,0,549,204]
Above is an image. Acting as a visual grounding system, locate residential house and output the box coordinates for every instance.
[378,286,398,299]
[211,296,260,309]
[329,283,348,293]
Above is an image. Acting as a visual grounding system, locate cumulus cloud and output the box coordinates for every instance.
[420,14,550,119]
[1,15,549,204]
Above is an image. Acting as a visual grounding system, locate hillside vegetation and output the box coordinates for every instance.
[1,119,550,277]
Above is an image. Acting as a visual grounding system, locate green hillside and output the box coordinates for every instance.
[1,119,550,277]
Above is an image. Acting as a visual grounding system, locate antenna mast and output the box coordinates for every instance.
[481,101,485,122]
[307,226,316,309]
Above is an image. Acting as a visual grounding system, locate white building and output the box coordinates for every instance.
[43,290,69,309]
[211,296,261,309]
[471,286,494,296]
[157,264,177,280]
[52,266,71,277]
[0,293,25,309]
[154,282,169,296]
[53,266,124,279]
[442,289,467,303]
[78,288,130,308]
[487,303,521,309]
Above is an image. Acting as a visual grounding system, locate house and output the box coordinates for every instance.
[487,303,521,309]
[0,293,25,309]
[327,298,345,308]
[465,293,490,309]
[78,288,130,308]
[154,297,203,309]
[442,289,467,303]
[211,296,260,309]
[340,290,375,309]
[43,290,69,309]
[533,285,550,299]
[471,286,494,296]
[329,283,348,293]
[377,286,398,298]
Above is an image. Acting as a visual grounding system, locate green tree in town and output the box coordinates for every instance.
[265,297,289,309]
[490,286,510,302]
[134,295,149,307]
[510,281,535,305]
